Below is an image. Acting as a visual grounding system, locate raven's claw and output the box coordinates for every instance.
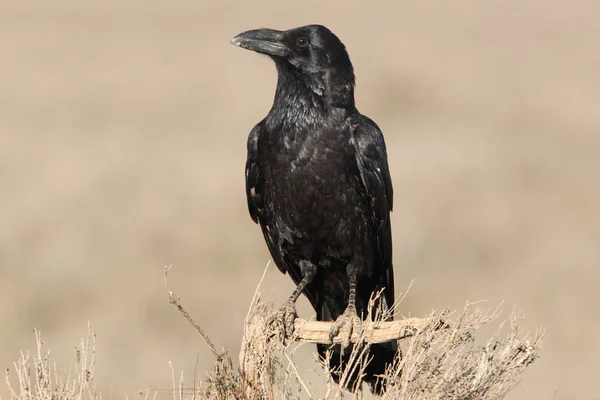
[329,306,363,348]
[271,300,297,344]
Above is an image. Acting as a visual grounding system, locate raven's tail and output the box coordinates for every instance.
[317,339,399,395]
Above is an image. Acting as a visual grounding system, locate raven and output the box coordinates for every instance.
[232,25,397,394]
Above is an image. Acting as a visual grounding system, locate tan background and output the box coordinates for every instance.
[1,0,599,398]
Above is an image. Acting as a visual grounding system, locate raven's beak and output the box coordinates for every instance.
[231,29,290,58]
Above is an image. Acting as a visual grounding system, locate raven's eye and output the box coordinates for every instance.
[296,37,309,47]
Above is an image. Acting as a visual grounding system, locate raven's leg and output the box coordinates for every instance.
[273,260,317,342]
[329,265,363,348]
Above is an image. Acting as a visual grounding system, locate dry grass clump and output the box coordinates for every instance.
[165,266,543,399]
[3,323,100,400]
[383,305,542,399]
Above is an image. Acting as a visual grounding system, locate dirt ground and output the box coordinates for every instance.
[1,1,599,398]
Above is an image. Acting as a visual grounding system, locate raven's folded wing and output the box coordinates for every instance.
[350,114,395,308]
[244,122,321,310]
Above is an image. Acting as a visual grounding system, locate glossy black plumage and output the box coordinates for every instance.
[232,25,397,394]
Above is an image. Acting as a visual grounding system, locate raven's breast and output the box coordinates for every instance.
[264,133,365,245]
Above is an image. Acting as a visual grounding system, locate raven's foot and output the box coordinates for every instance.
[329,306,363,348]
[271,301,297,344]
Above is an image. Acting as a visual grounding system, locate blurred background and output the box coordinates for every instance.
[1,0,599,398]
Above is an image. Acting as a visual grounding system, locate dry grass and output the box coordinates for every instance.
[3,324,100,400]
[384,306,542,399]
[212,277,542,399]
[3,268,542,400]
[162,266,544,399]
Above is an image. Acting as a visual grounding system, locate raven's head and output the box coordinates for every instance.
[231,25,355,107]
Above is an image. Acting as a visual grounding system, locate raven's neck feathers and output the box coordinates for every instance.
[266,61,355,132]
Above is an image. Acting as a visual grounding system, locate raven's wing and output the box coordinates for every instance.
[245,123,320,310]
[350,114,395,308]
[245,124,264,224]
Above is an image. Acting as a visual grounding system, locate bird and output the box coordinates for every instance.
[231,24,398,394]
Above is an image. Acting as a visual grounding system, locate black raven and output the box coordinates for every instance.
[231,25,397,394]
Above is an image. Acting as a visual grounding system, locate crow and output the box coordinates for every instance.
[231,25,397,394]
